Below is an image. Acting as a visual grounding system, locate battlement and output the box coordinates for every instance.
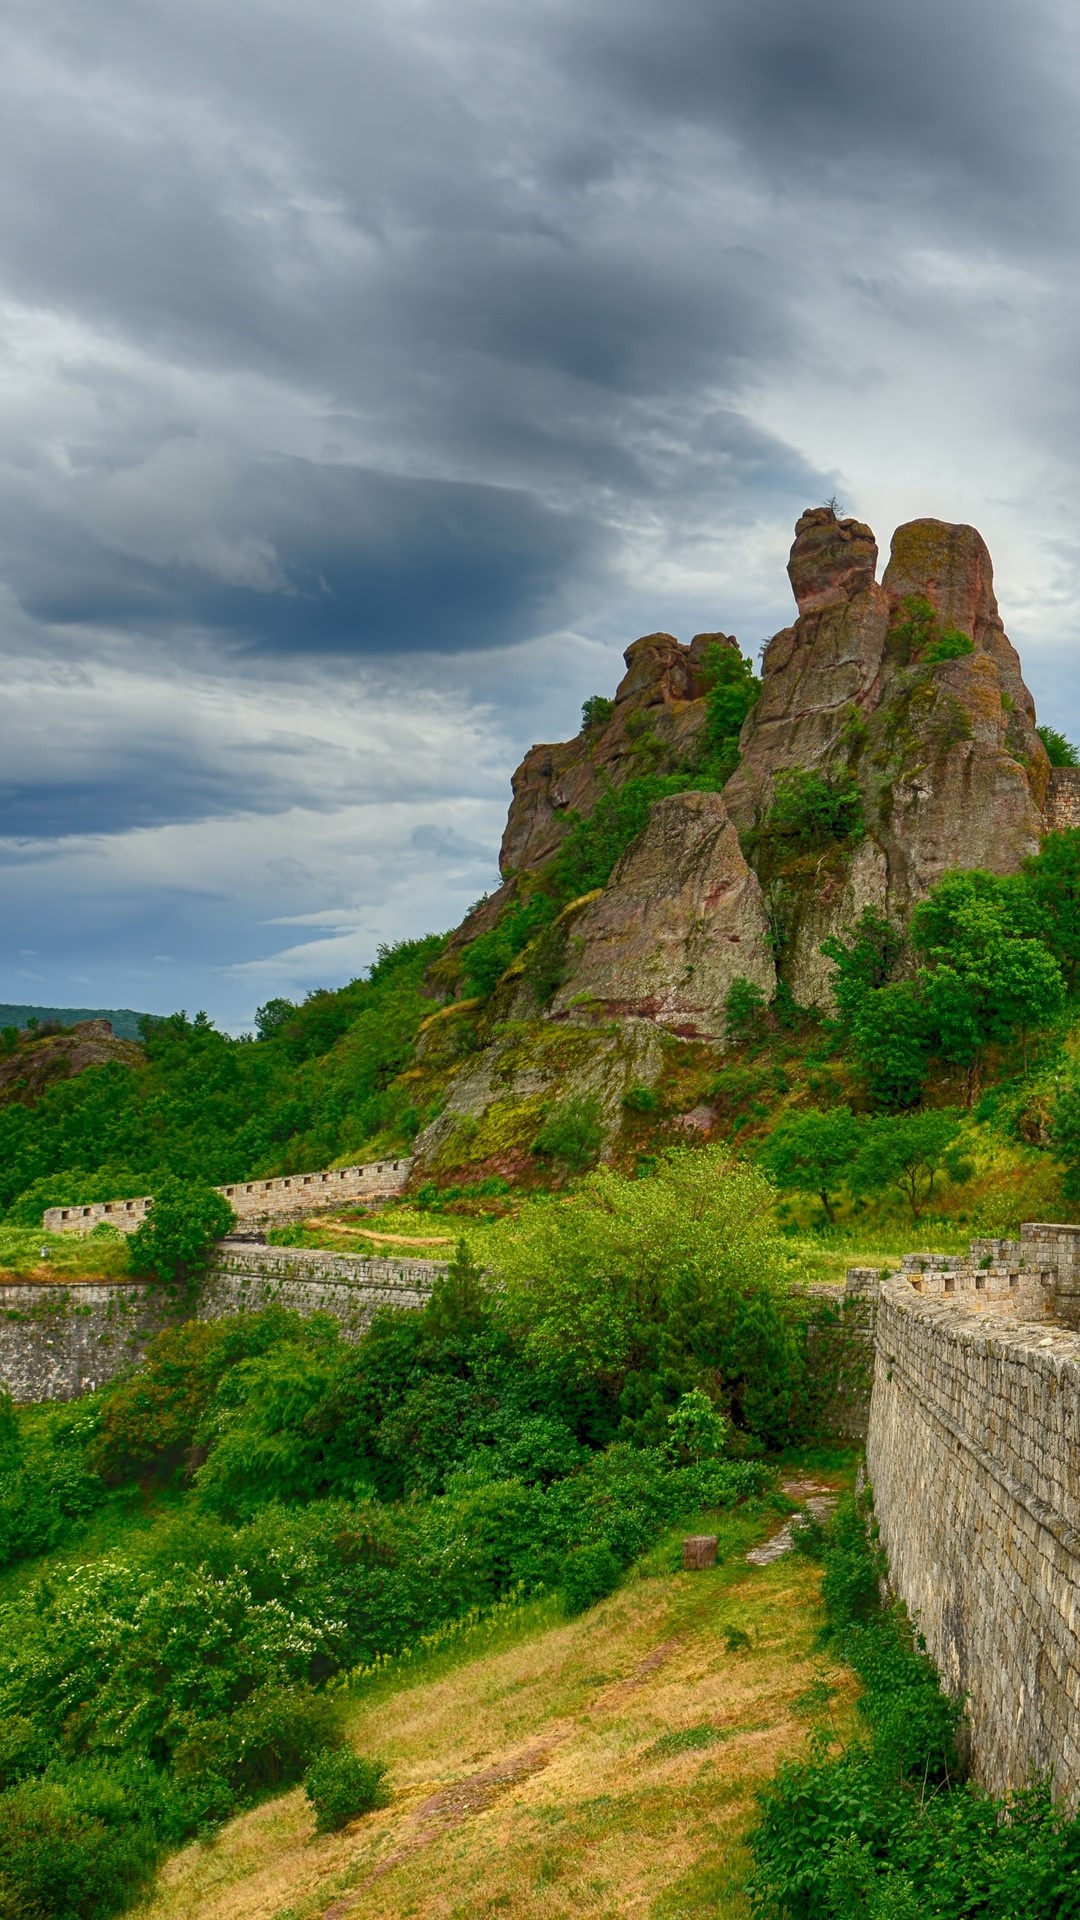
[847,1221,1080,1329]
[43,1156,413,1235]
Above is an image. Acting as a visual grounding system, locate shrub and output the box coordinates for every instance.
[561,1541,621,1615]
[758,768,864,851]
[129,1177,236,1288]
[581,694,615,732]
[622,1083,660,1115]
[304,1749,388,1831]
[924,627,974,664]
[532,1095,604,1173]
[1037,725,1080,767]
[725,976,767,1043]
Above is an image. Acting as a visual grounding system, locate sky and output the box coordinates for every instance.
[4,0,1080,1030]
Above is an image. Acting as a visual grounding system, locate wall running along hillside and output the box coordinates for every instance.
[42,1155,414,1234]
[0,1245,442,1401]
[866,1251,1080,1804]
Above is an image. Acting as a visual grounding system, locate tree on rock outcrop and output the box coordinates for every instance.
[130,1176,236,1289]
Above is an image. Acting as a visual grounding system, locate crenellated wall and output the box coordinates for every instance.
[43,1156,414,1235]
[0,1245,442,1402]
[867,1275,1080,1804]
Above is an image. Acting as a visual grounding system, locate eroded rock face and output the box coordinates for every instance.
[723,507,1049,1004]
[551,791,776,1039]
[498,630,729,876]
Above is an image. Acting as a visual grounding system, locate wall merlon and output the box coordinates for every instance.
[42,1155,414,1235]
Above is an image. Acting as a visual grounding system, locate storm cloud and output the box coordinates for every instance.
[3,0,1080,1023]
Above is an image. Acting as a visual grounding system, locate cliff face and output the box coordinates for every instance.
[724,509,1048,1002]
[499,629,735,875]
[550,791,776,1038]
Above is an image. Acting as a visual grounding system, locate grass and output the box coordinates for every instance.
[136,1465,859,1920]
[0,1222,132,1283]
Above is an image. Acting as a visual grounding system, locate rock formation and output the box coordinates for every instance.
[551,791,775,1038]
[499,630,735,875]
[412,502,1059,1174]
[724,508,1048,1002]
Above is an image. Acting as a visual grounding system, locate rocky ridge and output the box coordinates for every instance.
[410,508,1058,1175]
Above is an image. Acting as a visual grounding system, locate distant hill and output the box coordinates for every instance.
[0,1004,149,1043]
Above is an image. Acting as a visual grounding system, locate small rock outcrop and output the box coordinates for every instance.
[499,631,735,875]
[551,791,775,1038]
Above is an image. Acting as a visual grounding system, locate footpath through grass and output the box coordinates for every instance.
[141,1466,858,1920]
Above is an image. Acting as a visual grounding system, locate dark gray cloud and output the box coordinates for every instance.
[2,0,1080,1021]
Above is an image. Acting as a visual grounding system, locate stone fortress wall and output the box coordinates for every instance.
[43,1155,413,1235]
[1045,766,1080,833]
[863,1223,1080,1804]
[0,1244,443,1402]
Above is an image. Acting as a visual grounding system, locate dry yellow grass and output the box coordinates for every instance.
[139,1504,855,1920]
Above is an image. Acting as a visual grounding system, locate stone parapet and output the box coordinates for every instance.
[0,1245,442,1402]
[867,1277,1080,1803]
[43,1156,413,1235]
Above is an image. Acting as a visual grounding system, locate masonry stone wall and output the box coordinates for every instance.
[0,1245,442,1402]
[1045,766,1080,833]
[867,1276,1080,1804]
[43,1155,414,1235]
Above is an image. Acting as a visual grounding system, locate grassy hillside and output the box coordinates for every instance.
[139,1477,855,1920]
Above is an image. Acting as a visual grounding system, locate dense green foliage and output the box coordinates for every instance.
[749,1493,1080,1918]
[757,768,865,854]
[531,1094,604,1173]
[0,1151,831,1918]
[129,1178,235,1287]
[759,1109,862,1225]
[581,694,615,732]
[824,857,1072,1106]
[0,938,445,1221]
[303,1748,387,1831]
[698,640,760,783]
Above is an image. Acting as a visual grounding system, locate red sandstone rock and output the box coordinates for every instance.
[787,506,878,615]
[498,630,724,876]
[551,790,776,1039]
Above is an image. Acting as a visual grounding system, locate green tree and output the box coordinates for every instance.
[665,1387,729,1464]
[911,872,1064,1084]
[724,975,767,1043]
[849,1110,973,1220]
[698,641,760,781]
[1022,829,1080,992]
[820,909,904,1027]
[129,1177,236,1288]
[758,1108,862,1225]
[850,981,932,1109]
[758,767,864,850]
[423,1238,490,1339]
[581,694,615,732]
[1052,1076,1080,1204]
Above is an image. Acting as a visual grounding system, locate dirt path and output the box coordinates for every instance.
[143,1493,853,1920]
